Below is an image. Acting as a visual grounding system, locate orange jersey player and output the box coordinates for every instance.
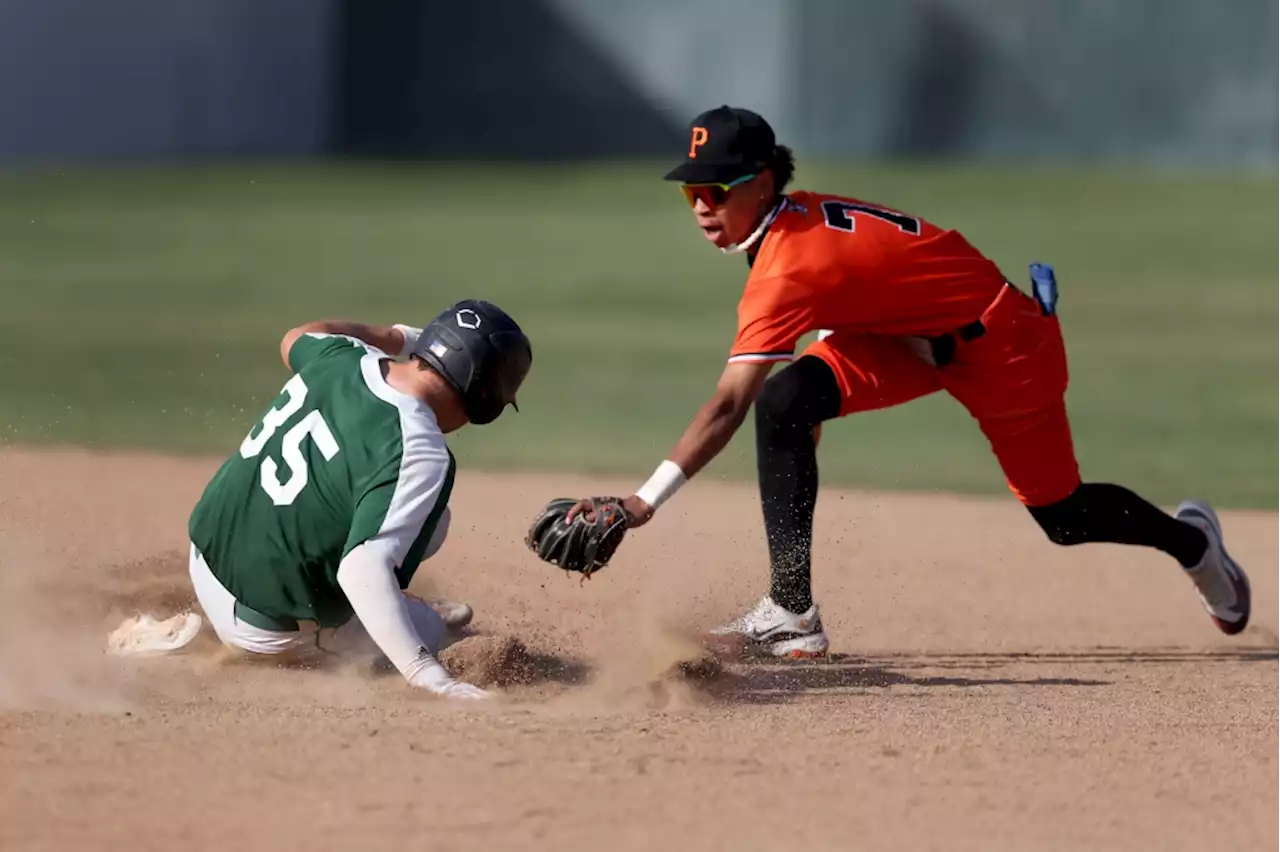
[564,105,1250,657]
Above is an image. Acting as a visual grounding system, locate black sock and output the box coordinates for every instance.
[756,357,842,614]
[1028,482,1209,568]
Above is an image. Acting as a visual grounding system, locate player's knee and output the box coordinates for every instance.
[402,596,448,653]
[421,507,451,560]
[755,373,803,440]
[755,357,837,444]
[1027,487,1087,546]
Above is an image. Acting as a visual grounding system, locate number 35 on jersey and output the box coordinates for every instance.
[239,374,340,506]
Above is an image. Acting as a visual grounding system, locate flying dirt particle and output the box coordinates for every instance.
[440,635,538,687]
[560,622,737,713]
[669,654,724,683]
[642,650,733,708]
[438,634,590,690]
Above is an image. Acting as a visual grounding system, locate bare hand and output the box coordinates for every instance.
[563,495,654,528]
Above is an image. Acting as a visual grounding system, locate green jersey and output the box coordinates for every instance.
[189,333,455,628]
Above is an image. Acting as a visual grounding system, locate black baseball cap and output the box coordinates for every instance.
[663,105,777,184]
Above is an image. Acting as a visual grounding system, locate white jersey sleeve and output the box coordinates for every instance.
[336,543,455,692]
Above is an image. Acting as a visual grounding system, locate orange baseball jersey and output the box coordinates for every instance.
[729,191,1010,364]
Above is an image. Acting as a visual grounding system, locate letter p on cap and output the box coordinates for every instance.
[688,126,709,158]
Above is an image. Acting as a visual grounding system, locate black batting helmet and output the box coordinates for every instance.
[412,300,532,425]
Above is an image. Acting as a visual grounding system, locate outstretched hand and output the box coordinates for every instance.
[565,494,654,528]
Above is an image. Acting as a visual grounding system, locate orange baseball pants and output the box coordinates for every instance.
[804,285,1081,507]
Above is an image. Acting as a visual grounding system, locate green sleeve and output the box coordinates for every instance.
[288,333,367,373]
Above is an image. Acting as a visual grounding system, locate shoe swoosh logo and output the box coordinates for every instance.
[747,623,818,640]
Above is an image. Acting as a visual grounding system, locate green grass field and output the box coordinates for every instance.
[0,162,1275,507]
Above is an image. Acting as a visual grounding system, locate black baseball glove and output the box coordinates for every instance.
[525,497,629,577]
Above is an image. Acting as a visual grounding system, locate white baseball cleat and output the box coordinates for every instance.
[1176,501,1251,635]
[709,595,830,658]
[107,612,203,657]
[427,599,474,631]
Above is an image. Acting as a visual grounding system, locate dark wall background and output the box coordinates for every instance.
[335,1,681,158]
[0,0,1274,165]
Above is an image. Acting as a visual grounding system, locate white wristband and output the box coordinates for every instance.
[393,324,423,358]
[635,460,687,510]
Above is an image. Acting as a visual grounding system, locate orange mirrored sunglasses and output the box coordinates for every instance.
[679,173,757,208]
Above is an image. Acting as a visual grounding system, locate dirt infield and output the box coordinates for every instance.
[0,447,1275,851]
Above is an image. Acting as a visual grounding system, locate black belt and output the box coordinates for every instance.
[233,600,301,632]
[926,319,986,368]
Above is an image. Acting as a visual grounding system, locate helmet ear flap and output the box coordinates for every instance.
[487,330,533,402]
[465,384,501,425]
[417,326,474,397]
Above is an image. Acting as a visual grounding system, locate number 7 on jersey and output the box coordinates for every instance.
[821,200,921,235]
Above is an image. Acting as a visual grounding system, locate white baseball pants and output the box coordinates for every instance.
[188,542,448,658]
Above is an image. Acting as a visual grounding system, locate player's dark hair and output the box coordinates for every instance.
[769,144,795,194]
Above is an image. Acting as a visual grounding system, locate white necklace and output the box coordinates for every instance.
[719,199,785,255]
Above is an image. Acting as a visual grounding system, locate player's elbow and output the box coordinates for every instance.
[704,389,752,432]
[280,321,338,368]
[279,329,303,369]
[280,323,327,369]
